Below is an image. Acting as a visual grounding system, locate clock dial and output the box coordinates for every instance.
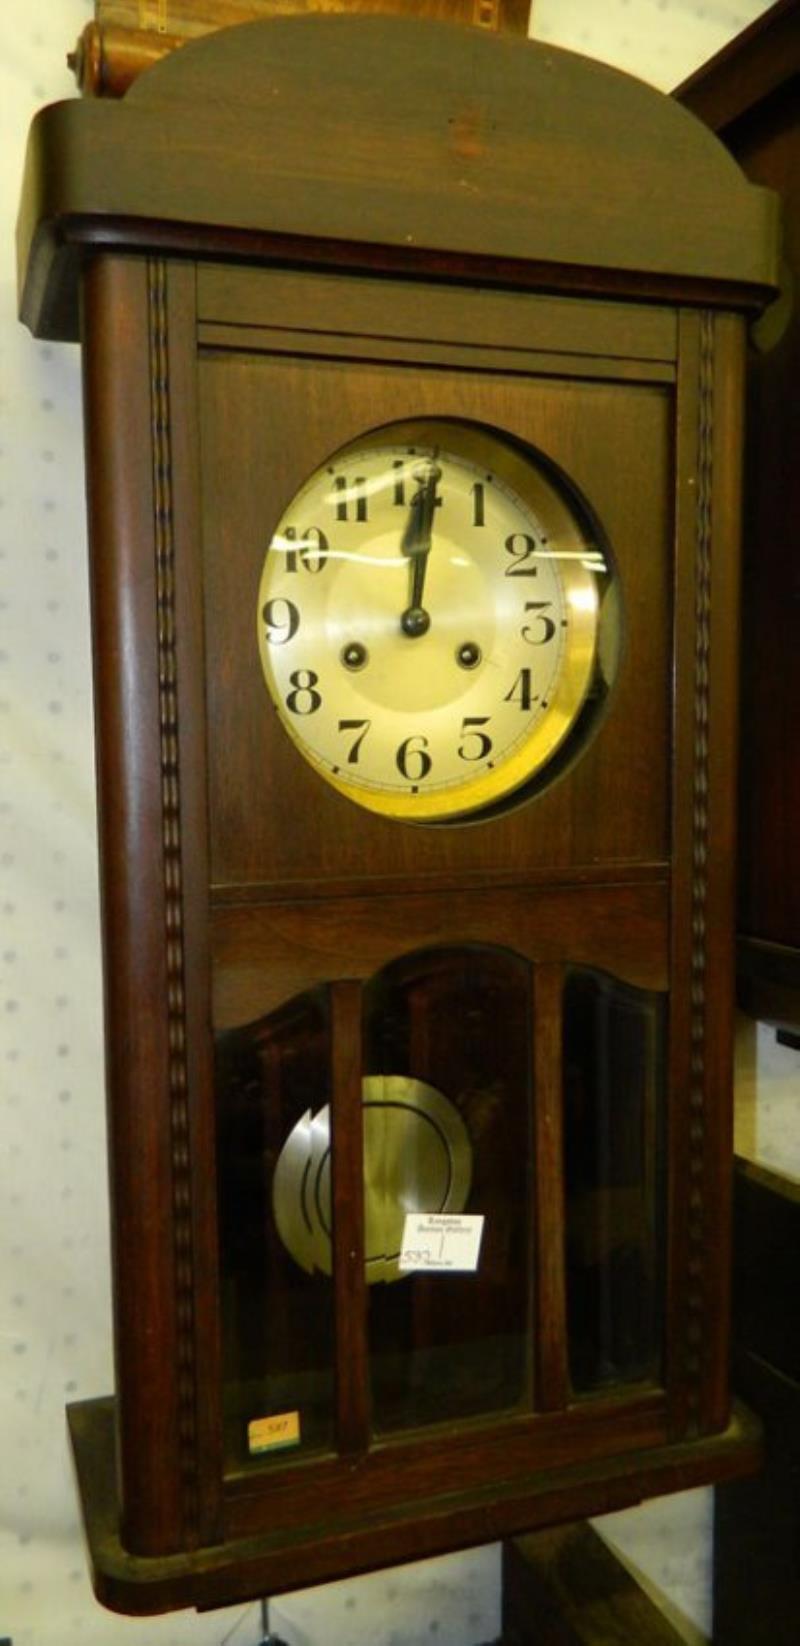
[257,421,615,820]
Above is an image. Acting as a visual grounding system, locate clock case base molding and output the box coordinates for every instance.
[67,1396,761,1616]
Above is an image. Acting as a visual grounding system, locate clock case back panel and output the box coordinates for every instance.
[16,12,778,1616]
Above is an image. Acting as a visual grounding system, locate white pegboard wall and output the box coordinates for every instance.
[271,1546,502,1646]
[530,0,774,90]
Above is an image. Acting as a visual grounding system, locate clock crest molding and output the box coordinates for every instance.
[17,13,778,1617]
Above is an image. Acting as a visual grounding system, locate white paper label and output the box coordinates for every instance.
[399,1213,485,1274]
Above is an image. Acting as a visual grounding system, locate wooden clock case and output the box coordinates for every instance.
[17,13,779,1615]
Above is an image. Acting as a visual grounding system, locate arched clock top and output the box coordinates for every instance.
[17,14,779,340]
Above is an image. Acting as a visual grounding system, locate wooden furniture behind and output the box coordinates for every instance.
[503,1525,691,1646]
[713,1160,800,1644]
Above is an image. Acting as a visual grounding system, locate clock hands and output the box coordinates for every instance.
[400,458,441,638]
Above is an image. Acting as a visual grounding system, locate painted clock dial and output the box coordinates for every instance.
[257,420,617,821]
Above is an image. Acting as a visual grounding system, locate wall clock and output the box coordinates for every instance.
[17,9,779,1617]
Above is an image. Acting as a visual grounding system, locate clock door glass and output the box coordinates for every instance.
[362,947,533,1433]
[563,970,666,1394]
[216,989,337,1468]
[257,420,619,822]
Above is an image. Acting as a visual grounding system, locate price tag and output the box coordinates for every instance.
[248,1410,301,1455]
[399,1213,484,1274]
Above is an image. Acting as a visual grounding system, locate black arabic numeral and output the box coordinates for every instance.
[521,601,557,644]
[458,716,493,762]
[281,525,329,574]
[299,527,329,573]
[396,735,432,782]
[338,718,371,764]
[472,482,485,528]
[334,474,369,522]
[286,669,322,715]
[262,598,300,645]
[504,668,535,711]
[505,532,539,575]
[281,524,298,574]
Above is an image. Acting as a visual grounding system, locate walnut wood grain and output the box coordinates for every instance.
[211,884,671,1031]
[18,17,779,343]
[82,255,187,1556]
[67,1394,761,1613]
[666,309,745,1440]
[503,1522,693,1645]
[196,265,679,363]
[158,259,226,1549]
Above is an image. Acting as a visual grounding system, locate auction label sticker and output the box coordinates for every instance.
[399,1213,484,1274]
[248,1410,301,1455]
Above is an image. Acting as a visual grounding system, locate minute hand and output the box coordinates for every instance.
[400,462,441,638]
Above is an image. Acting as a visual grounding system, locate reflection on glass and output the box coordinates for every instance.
[215,989,335,1470]
[563,969,665,1394]
[363,946,533,1435]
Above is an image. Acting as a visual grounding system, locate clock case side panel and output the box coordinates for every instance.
[667,309,745,1440]
[80,253,224,1556]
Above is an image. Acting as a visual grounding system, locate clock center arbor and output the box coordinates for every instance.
[17,13,779,1616]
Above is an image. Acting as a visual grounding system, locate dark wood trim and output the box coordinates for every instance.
[532,963,568,1413]
[700,312,746,1432]
[210,882,671,1031]
[737,935,800,1027]
[81,255,186,1556]
[224,1387,669,1521]
[666,310,744,1439]
[730,1155,800,1382]
[195,264,680,365]
[160,258,225,1548]
[199,326,677,386]
[17,18,780,342]
[666,312,702,1439]
[147,256,206,1546]
[210,862,672,907]
[68,1395,761,1616]
[675,0,800,136]
[329,979,370,1456]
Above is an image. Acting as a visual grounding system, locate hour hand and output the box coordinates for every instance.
[400,460,441,638]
